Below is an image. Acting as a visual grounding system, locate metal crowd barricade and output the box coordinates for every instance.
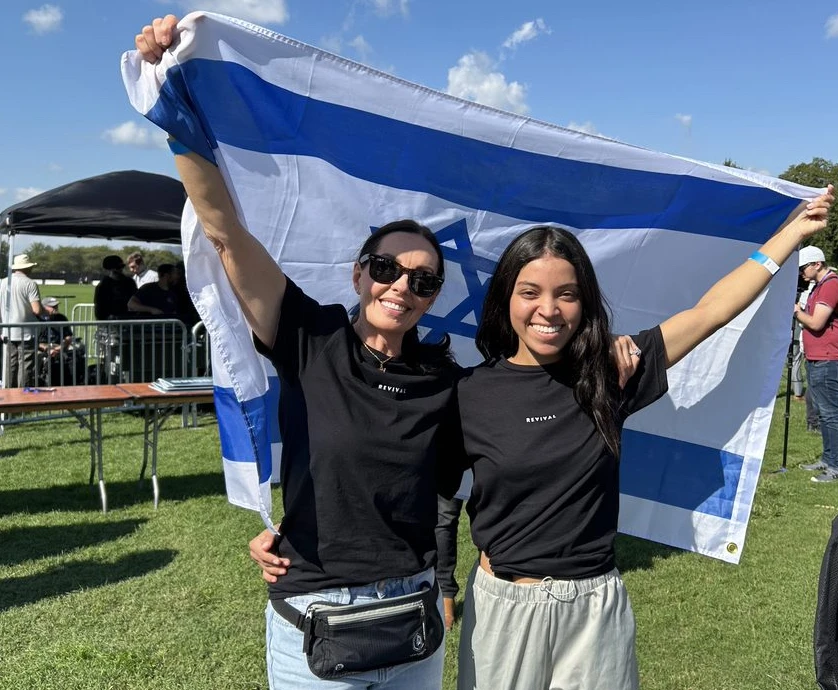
[1,318,192,425]
[70,303,97,323]
[186,321,212,427]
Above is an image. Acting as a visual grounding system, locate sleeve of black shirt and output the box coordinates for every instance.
[620,326,669,419]
[252,278,348,380]
[435,382,468,499]
[93,281,108,320]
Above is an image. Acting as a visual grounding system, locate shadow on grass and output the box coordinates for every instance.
[0,472,226,517]
[615,533,681,573]
[0,448,20,459]
[0,519,148,567]
[0,549,177,611]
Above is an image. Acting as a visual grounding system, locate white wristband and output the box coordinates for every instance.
[749,251,780,276]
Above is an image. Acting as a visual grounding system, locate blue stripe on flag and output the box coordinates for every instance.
[148,59,800,243]
[620,429,743,520]
[214,377,281,484]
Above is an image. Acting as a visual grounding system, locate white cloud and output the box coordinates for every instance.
[446,51,529,115]
[503,18,550,49]
[0,188,7,196]
[348,35,373,62]
[22,4,63,34]
[827,14,838,38]
[102,122,168,149]
[178,0,289,24]
[47,162,62,172]
[566,121,600,136]
[675,113,692,132]
[368,0,409,17]
[15,187,45,202]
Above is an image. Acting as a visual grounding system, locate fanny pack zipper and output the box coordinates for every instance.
[310,600,424,625]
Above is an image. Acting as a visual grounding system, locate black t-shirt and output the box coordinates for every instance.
[133,283,178,315]
[458,327,668,580]
[39,313,72,344]
[253,279,462,597]
[94,274,137,320]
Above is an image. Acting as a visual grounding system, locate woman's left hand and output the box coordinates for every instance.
[786,184,834,240]
[611,335,641,389]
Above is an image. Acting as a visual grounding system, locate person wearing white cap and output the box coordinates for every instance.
[795,245,838,482]
[0,253,43,387]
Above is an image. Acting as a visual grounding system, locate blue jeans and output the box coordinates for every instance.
[265,568,444,689]
[807,359,838,472]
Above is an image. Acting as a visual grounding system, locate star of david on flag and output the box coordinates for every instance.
[123,11,823,563]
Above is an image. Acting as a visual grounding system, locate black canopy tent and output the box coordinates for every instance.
[1,169,186,245]
[1,170,186,347]
[0,170,187,391]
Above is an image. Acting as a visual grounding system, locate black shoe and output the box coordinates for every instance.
[807,424,821,433]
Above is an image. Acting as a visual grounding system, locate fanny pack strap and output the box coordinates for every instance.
[271,578,438,636]
[272,597,313,632]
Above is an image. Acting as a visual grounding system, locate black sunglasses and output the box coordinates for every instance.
[801,262,814,272]
[359,253,444,298]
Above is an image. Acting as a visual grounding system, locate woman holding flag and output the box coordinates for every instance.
[454,190,833,690]
[136,16,471,690]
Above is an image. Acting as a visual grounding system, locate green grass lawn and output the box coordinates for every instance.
[0,386,833,689]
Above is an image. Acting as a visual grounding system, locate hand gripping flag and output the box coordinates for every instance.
[123,11,821,563]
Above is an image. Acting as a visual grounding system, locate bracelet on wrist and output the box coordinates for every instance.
[748,251,780,276]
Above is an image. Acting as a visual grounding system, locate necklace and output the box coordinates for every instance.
[362,342,395,371]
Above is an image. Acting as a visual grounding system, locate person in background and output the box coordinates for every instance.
[39,297,73,352]
[797,275,821,432]
[0,253,43,388]
[795,245,838,483]
[126,251,159,288]
[127,263,179,317]
[94,255,137,320]
[436,495,464,631]
[37,296,85,385]
[173,260,201,328]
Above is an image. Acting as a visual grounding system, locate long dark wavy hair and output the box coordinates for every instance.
[476,226,622,456]
[355,219,455,373]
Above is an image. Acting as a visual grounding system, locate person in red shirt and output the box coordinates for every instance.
[795,245,838,482]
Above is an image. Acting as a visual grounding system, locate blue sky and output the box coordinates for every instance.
[1,0,836,247]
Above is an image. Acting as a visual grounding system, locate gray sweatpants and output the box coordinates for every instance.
[458,563,639,690]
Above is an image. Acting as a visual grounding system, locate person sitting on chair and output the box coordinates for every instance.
[38,297,84,385]
[127,263,179,317]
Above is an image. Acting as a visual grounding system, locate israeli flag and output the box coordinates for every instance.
[123,11,819,563]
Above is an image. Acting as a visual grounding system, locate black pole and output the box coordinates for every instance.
[778,320,796,472]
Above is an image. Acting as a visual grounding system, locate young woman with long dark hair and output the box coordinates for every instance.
[457,190,833,690]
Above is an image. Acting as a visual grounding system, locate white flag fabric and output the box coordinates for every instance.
[122,11,820,563]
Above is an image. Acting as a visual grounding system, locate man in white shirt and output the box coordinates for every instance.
[126,251,159,288]
[0,253,43,387]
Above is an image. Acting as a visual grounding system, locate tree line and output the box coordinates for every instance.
[0,242,181,281]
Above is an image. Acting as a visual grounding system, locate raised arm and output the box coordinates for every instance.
[660,185,834,368]
[136,16,285,348]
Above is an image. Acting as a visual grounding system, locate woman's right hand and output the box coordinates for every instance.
[136,15,179,63]
[249,527,291,584]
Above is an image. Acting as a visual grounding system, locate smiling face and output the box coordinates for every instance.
[508,252,583,366]
[352,231,440,351]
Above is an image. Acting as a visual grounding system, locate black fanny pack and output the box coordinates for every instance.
[272,579,444,680]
